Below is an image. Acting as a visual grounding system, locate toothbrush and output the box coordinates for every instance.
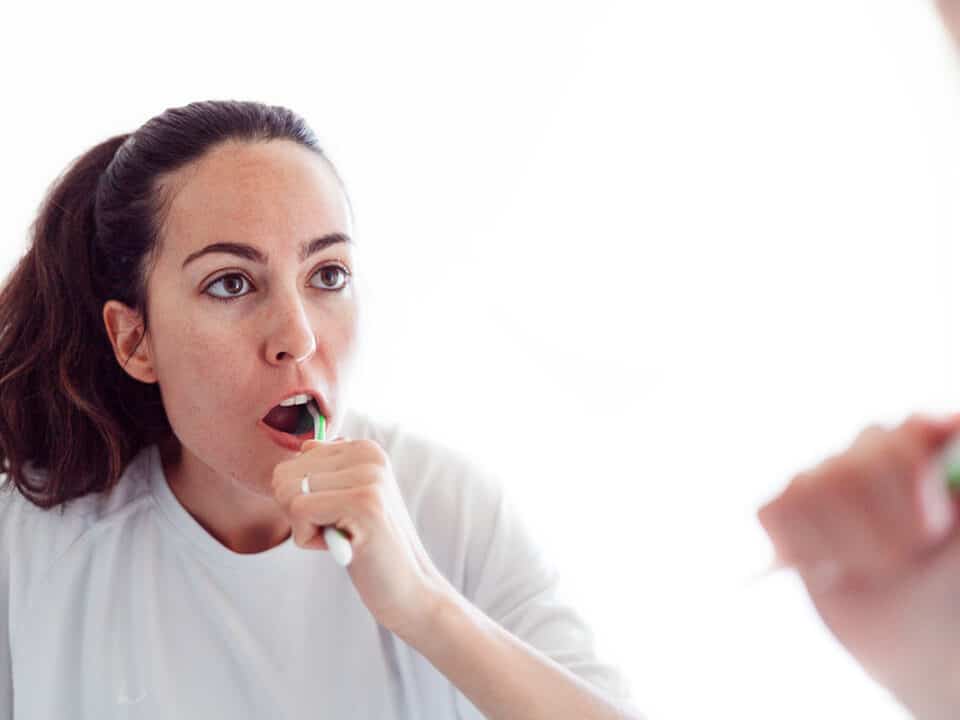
[305,402,354,567]
[945,435,960,491]
[745,436,960,586]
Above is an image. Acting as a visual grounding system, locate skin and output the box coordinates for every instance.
[938,0,960,46]
[101,6,960,715]
[757,415,960,717]
[98,138,640,719]
[101,137,463,635]
[757,6,960,716]
[102,138,362,555]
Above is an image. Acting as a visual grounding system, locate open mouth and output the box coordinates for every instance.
[262,398,320,436]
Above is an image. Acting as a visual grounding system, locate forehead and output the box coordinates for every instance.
[157,139,350,254]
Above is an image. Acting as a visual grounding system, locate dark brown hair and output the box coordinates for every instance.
[0,100,348,510]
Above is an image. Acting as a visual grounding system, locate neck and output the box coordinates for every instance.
[157,434,293,554]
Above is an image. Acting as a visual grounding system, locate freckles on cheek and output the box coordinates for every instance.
[156,320,241,430]
[328,308,359,352]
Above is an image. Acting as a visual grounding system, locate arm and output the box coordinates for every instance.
[392,460,642,720]
[395,587,641,720]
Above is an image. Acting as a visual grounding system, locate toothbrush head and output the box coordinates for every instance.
[305,401,326,441]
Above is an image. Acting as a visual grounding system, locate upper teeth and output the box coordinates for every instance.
[279,394,312,407]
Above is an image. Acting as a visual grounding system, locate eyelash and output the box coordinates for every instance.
[203,264,353,304]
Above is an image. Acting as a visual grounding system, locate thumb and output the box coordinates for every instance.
[907,412,960,452]
[300,435,347,452]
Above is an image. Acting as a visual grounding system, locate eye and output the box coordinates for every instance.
[204,273,252,302]
[309,264,351,291]
[202,264,352,304]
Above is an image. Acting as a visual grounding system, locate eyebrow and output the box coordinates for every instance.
[181,232,352,269]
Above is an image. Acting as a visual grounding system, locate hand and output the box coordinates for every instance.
[271,436,456,637]
[756,413,960,717]
[937,0,960,47]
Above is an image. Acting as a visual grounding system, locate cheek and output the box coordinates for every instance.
[328,302,361,357]
[150,317,253,434]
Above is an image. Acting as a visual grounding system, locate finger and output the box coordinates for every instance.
[851,423,889,450]
[900,412,960,453]
[759,422,957,585]
[766,416,948,560]
[289,489,364,549]
[893,415,960,542]
[757,480,831,570]
[758,452,871,571]
[300,435,350,452]
[272,443,352,491]
[274,467,378,509]
[846,426,927,552]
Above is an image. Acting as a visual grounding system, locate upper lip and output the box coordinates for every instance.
[261,388,331,423]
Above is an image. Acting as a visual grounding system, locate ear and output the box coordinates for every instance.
[102,299,157,384]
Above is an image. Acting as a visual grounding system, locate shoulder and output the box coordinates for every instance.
[0,473,97,566]
[342,406,505,519]
[0,473,98,638]
[0,445,155,600]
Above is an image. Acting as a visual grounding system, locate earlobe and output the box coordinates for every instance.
[102,300,157,384]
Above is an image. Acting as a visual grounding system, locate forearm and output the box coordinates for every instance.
[396,589,639,720]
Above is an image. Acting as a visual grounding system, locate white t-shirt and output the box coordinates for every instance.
[0,407,638,719]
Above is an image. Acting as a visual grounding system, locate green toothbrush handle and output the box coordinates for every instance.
[306,405,352,566]
[947,461,960,492]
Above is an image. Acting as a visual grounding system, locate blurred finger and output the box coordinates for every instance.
[847,427,925,550]
[762,419,960,585]
[760,446,892,577]
[900,412,960,452]
[852,423,888,450]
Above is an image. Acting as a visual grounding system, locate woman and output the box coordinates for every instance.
[0,101,640,719]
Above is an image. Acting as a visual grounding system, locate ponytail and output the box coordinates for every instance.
[0,135,168,509]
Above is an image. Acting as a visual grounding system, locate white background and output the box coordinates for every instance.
[3,1,960,717]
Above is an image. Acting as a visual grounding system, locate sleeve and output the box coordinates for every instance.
[454,475,644,720]
[0,486,14,719]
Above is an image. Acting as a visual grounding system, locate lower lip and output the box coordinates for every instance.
[257,419,315,451]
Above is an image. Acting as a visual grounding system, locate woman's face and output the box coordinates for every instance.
[133,138,360,497]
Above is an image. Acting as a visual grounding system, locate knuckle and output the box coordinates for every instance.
[359,463,382,484]
[354,483,385,519]
[758,499,810,565]
[795,453,861,496]
[355,439,386,462]
[357,482,382,506]
[830,453,872,493]
[902,413,931,435]
[853,423,886,446]
[820,452,855,482]
[756,498,782,534]
[788,470,815,490]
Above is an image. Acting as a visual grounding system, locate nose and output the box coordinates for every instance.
[264,290,317,365]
